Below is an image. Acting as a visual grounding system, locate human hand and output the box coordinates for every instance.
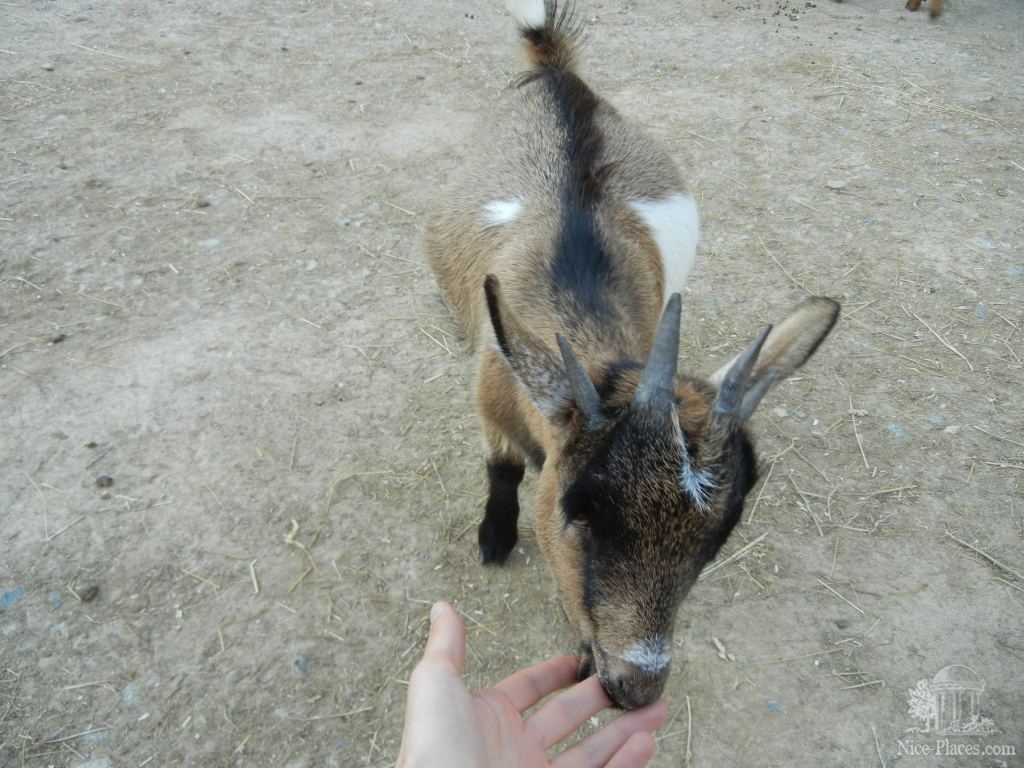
[397,602,668,768]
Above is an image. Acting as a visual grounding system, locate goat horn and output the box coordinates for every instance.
[633,293,682,408]
[556,333,605,429]
[712,324,772,418]
[737,368,781,423]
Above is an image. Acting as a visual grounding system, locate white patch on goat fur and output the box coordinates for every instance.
[505,0,547,28]
[629,194,700,305]
[672,410,716,510]
[615,636,672,675]
[483,198,523,226]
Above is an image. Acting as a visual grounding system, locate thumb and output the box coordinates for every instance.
[421,601,466,675]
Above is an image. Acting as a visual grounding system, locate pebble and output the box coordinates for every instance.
[78,585,99,602]
[42,62,55,71]
[772,407,788,418]
[95,475,114,488]
[943,425,963,435]
[825,180,847,190]
[293,652,310,673]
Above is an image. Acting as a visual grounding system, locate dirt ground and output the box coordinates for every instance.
[1,0,1022,766]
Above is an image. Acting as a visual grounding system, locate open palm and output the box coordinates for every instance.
[397,602,667,768]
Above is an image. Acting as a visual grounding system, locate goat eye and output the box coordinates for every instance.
[570,517,590,530]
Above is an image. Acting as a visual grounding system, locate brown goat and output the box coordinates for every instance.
[833,0,943,18]
[905,0,943,17]
[425,0,840,709]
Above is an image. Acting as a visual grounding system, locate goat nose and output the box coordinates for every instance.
[600,672,665,711]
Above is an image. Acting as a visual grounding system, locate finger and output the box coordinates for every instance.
[420,602,465,675]
[606,731,657,768]
[526,674,611,750]
[492,655,579,712]
[553,699,667,768]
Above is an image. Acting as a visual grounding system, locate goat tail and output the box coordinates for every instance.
[505,0,580,73]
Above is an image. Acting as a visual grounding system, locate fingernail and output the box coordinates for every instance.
[430,602,444,624]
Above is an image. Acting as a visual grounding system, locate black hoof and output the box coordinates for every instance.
[478,518,517,565]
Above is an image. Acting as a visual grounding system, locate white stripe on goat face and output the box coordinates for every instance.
[483,198,523,226]
[628,193,700,306]
[613,635,672,675]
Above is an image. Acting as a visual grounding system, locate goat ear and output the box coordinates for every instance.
[483,275,571,420]
[710,297,840,422]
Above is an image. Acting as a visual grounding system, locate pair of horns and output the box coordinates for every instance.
[557,293,774,427]
[556,294,684,429]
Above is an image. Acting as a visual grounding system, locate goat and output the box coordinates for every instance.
[835,0,944,19]
[905,0,943,17]
[425,0,840,710]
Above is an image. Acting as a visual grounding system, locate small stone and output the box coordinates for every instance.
[42,62,55,71]
[78,585,99,602]
[772,407,789,418]
[943,425,963,435]
[834,618,850,629]
[825,179,847,190]
[95,475,114,488]
[50,333,67,344]
[85,441,99,448]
